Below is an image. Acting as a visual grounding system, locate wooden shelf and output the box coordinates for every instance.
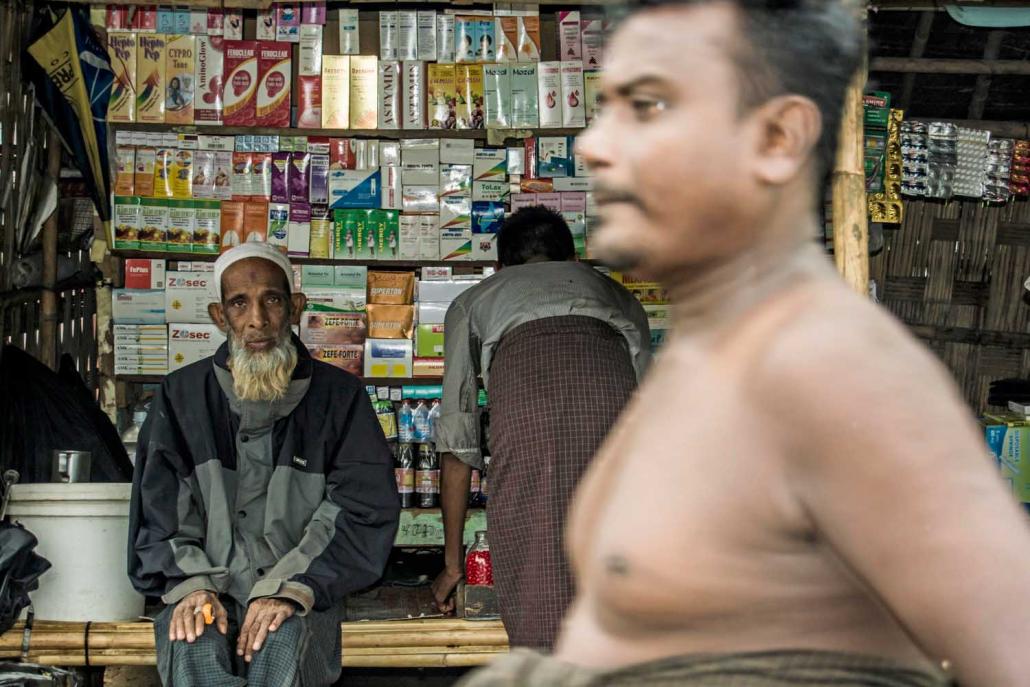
[112,250,494,270]
[117,374,443,385]
[396,507,488,548]
[112,122,584,141]
[90,0,615,7]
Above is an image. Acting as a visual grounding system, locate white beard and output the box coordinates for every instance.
[228,327,298,402]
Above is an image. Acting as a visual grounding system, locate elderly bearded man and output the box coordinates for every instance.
[128,243,400,687]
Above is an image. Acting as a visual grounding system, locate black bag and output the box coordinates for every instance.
[0,662,78,685]
[0,521,50,636]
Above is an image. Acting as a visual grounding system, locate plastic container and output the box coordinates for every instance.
[6,483,145,621]
[464,530,493,585]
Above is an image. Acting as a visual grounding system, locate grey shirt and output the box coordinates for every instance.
[212,365,315,610]
[435,261,651,469]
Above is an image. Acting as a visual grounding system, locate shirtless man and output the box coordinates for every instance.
[459,2,1030,686]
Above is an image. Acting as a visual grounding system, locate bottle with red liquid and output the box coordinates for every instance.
[464,531,493,586]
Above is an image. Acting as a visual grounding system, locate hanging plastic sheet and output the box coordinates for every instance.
[945,6,1030,28]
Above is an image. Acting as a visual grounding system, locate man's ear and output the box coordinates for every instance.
[751,95,822,186]
[290,293,307,326]
[208,302,228,331]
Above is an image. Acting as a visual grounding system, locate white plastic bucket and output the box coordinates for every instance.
[6,483,144,621]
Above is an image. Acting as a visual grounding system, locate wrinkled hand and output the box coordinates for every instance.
[170,590,228,643]
[431,567,464,614]
[237,598,296,663]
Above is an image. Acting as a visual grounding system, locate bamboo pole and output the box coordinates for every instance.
[898,11,934,111]
[39,127,62,370]
[0,619,510,657]
[967,31,1005,120]
[832,18,869,295]
[91,214,118,422]
[870,56,1030,76]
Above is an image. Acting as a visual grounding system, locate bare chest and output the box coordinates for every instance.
[566,363,825,623]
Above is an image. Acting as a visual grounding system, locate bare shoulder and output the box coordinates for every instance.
[751,279,977,445]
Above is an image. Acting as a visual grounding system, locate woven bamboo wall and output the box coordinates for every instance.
[871,198,1030,413]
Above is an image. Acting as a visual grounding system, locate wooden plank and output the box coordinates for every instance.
[113,122,584,139]
[908,325,1030,350]
[995,223,1030,247]
[117,375,448,387]
[0,618,508,668]
[871,56,1030,76]
[81,0,615,5]
[111,249,495,270]
[931,218,960,242]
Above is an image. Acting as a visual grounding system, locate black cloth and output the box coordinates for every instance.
[0,345,131,483]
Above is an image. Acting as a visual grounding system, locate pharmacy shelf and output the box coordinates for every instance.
[117,374,443,385]
[112,250,494,270]
[88,0,619,9]
[111,122,585,141]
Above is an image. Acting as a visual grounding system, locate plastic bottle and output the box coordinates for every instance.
[413,401,431,443]
[120,410,148,465]
[416,444,439,508]
[464,531,493,585]
[427,400,441,443]
[469,469,483,507]
[375,400,398,441]
[398,400,415,442]
[395,444,415,509]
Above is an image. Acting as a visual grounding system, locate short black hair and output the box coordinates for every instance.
[624,0,861,178]
[497,207,576,267]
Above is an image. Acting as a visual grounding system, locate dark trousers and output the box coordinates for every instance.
[153,597,342,687]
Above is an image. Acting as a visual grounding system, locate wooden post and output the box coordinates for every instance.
[898,11,934,111]
[39,127,61,370]
[968,31,1005,120]
[870,56,1030,76]
[91,216,119,423]
[832,41,869,295]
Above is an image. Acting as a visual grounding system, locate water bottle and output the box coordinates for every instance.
[413,401,431,443]
[120,410,148,465]
[427,400,441,443]
[398,400,415,442]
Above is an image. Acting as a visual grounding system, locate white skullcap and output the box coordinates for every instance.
[213,243,294,301]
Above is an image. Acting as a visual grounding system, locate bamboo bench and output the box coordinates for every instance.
[0,618,508,668]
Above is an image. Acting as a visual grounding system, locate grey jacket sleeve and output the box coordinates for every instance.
[435,300,483,469]
[127,383,229,605]
[250,389,400,613]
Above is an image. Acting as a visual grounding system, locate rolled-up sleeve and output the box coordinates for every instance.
[436,300,483,469]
